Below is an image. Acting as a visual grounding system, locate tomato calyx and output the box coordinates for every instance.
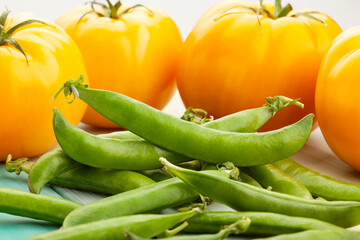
[215,0,326,29]
[0,9,47,65]
[80,0,154,21]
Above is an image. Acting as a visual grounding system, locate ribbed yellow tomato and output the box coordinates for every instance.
[316,26,360,171]
[0,12,88,161]
[177,0,341,131]
[56,1,182,128]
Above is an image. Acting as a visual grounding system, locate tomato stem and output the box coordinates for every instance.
[83,0,154,20]
[0,9,47,65]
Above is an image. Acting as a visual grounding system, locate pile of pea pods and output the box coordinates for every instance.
[3,76,360,240]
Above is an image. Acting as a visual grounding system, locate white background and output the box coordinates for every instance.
[1,0,360,38]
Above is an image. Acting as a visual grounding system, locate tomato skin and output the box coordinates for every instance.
[56,4,182,128]
[316,26,360,171]
[177,0,341,131]
[0,13,88,161]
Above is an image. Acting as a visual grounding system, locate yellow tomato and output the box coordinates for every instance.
[177,0,341,131]
[316,26,360,171]
[0,11,88,161]
[56,1,182,128]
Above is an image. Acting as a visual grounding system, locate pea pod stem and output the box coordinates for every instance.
[161,158,360,228]
[55,77,314,166]
[0,187,80,224]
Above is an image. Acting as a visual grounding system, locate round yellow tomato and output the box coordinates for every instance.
[177,0,341,131]
[0,11,88,161]
[56,1,182,128]
[316,26,360,171]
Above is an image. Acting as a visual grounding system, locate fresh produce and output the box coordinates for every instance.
[53,95,304,170]
[27,148,81,194]
[124,218,251,240]
[273,158,360,201]
[0,10,88,161]
[0,187,81,224]
[62,170,230,227]
[316,25,360,171]
[177,0,342,131]
[27,210,201,240]
[161,158,360,228]
[5,157,155,195]
[27,131,142,194]
[241,164,313,199]
[53,109,190,170]
[185,212,343,236]
[14,94,292,194]
[53,77,314,166]
[56,0,182,128]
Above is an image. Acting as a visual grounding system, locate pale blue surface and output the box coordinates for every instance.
[0,164,60,240]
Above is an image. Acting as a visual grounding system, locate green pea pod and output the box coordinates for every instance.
[27,210,200,240]
[28,148,81,194]
[194,95,304,133]
[24,131,142,194]
[62,170,230,228]
[184,212,343,236]
[124,218,251,240]
[53,109,190,170]
[273,158,360,201]
[55,78,313,166]
[0,187,80,224]
[255,229,360,240]
[241,164,313,199]
[161,159,360,228]
[6,157,155,195]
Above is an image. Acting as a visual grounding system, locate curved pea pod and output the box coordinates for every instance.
[53,109,190,170]
[273,158,360,201]
[58,79,313,166]
[255,229,360,240]
[27,210,200,240]
[125,218,251,240]
[184,212,343,236]
[241,164,313,199]
[23,131,141,194]
[28,148,81,194]
[161,159,360,228]
[190,95,304,133]
[63,170,230,228]
[0,188,80,224]
[6,157,155,195]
